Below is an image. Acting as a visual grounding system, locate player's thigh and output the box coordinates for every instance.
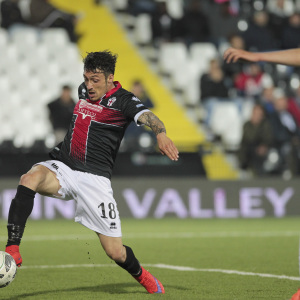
[20,164,61,196]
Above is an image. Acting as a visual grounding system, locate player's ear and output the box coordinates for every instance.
[107,73,114,84]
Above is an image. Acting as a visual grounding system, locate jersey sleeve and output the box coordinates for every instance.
[120,93,150,125]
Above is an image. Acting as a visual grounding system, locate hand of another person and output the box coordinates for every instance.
[223,48,259,64]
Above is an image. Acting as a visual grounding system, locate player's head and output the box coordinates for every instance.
[83,50,118,79]
[83,50,118,101]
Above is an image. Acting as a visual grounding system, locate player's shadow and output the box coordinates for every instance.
[2,282,144,300]
[2,283,188,299]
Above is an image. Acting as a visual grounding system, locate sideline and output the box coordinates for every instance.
[20,263,300,282]
[0,231,298,242]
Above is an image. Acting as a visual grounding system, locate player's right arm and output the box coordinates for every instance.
[223,47,300,67]
[138,111,179,161]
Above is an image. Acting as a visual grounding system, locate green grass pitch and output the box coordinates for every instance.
[0,218,299,300]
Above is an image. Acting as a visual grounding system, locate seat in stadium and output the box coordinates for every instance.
[158,42,188,75]
[40,28,70,57]
[133,14,152,45]
[111,0,128,11]
[209,102,243,150]
[189,42,218,72]
[0,29,8,47]
[10,27,39,58]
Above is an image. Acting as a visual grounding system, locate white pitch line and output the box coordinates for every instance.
[0,231,298,242]
[20,263,300,282]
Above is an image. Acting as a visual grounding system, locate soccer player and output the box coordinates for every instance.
[5,50,179,294]
[224,46,300,300]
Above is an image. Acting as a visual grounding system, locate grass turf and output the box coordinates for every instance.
[0,218,299,300]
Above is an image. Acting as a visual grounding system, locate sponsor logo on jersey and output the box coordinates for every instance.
[78,100,103,119]
[132,96,141,102]
[107,97,117,107]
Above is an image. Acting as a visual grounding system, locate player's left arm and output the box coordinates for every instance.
[138,111,179,161]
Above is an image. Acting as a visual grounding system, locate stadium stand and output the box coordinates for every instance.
[2,0,267,179]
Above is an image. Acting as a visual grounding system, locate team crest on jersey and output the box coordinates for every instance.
[107,97,117,107]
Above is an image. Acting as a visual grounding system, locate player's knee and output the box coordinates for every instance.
[105,246,125,262]
[19,168,44,190]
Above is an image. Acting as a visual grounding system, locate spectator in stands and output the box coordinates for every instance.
[242,11,278,52]
[238,103,274,176]
[123,80,156,152]
[0,0,26,30]
[267,0,294,46]
[47,85,76,143]
[222,34,245,80]
[200,59,231,125]
[29,0,79,42]
[206,0,239,47]
[127,0,156,16]
[269,89,300,176]
[130,79,154,108]
[287,85,300,127]
[150,1,180,47]
[181,0,210,47]
[281,13,300,49]
[234,62,273,100]
[201,59,229,102]
[259,86,276,115]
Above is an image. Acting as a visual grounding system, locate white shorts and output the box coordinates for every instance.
[36,160,122,237]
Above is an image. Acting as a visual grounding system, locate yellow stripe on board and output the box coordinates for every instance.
[50,0,237,179]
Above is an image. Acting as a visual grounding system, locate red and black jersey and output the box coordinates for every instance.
[49,81,149,178]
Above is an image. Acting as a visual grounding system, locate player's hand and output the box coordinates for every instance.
[156,133,179,161]
[223,48,259,63]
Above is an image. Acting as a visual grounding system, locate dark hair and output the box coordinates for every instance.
[83,50,118,78]
[62,84,71,90]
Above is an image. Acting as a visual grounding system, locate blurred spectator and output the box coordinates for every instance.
[238,104,274,176]
[234,63,273,99]
[287,85,300,127]
[259,86,276,114]
[222,34,245,80]
[266,0,294,17]
[201,59,229,102]
[269,89,300,176]
[130,79,154,108]
[122,80,156,152]
[242,11,278,51]
[127,0,156,16]
[47,85,76,143]
[267,0,294,45]
[207,1,239,47]
[29,0,79,42]
[150,1,180,47]
[0,0,26,29]
[281,13,300,49]
[200,59,231,125]
[181,0,210,46]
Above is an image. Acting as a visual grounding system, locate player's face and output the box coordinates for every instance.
[83,69,114,101]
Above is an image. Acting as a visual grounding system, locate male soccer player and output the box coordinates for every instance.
[5,50,179,294]
[224,46,300,300]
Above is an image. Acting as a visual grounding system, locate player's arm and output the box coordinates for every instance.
[138,111,179,161]
[223,47,300,66]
